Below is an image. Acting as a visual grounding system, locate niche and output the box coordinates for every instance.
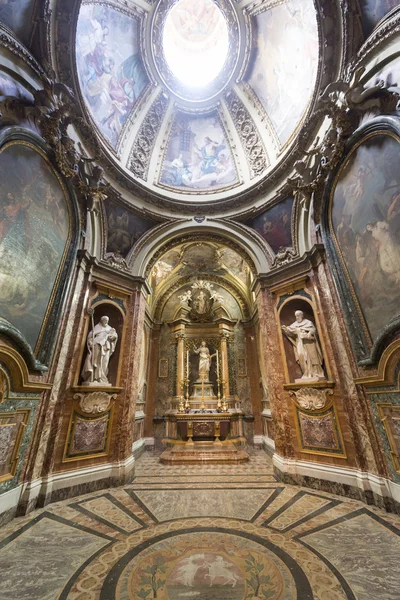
[279,298,327,384]
[79,302,124,387]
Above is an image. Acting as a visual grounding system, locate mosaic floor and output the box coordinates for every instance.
[1,450,400,599]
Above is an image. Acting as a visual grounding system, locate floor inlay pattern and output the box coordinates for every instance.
[0,450,399,599]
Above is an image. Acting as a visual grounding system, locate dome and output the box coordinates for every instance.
[73,0,321,210]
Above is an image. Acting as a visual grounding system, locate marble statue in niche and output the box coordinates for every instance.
[281,310,325,382]
[82,316,118,386]
[194,341,216,382]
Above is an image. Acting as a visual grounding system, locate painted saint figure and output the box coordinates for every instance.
[281,310,325,381]
[194,341,216,382]
[195,136,226,175]
[82,316,118,385]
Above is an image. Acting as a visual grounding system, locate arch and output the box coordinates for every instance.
[356,339,400,389]
[128,219,273,278]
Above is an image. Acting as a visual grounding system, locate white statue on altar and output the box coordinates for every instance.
[194,341,216,382]
[281,310,325,381]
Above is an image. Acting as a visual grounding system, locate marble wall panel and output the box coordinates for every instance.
[66,412,110,459]
[0,411,29,480]
[297,407,344,456]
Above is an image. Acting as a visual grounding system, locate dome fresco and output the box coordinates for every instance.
[74,0,320,204]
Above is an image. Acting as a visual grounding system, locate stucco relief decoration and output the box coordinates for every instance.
[291,388,333,411]
[224,89,268,177]
[128,92,169,180]
[74,391,116,415]
[287,67,399,214]
[178,280,224,322]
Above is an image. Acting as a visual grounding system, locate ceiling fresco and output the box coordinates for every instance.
[158,111,239,192]
[70,0,323,205]
[246,0,319,148]
[75,3,149,150]
[150,242,251,291]
[104,200,156,258]
[0,0,36,46]
[359,0,398,37]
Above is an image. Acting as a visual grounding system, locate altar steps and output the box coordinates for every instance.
[159,440,249,464]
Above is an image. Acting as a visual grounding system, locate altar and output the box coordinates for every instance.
[160,411,248,463]
[158,281,249,463]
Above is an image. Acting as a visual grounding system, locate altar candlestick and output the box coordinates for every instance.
[216,350,220,378]
[186,350,189,378]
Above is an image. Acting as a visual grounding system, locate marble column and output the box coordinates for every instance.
[253,277,294,459]
[219,330,230,398]
[115,281,149,461]
[175,329,186,401]
[144,325,160,438]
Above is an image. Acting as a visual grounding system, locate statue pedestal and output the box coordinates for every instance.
[294,376,326,384]
[189,380,218,410]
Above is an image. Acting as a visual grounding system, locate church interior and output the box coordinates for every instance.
[1,0,400,598]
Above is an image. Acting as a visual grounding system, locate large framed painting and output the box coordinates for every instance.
[0,140,74,366]
[325,124,400,363]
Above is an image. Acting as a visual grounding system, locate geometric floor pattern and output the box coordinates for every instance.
[1,449,400,599]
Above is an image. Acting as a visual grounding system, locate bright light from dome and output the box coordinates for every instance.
[163,0,229,87]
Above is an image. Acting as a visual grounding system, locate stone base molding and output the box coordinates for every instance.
[273,453,400,513]
[132,438,146,459]
[0,455,135,525]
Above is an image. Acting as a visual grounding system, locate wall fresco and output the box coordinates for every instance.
[359,0,398,37]
[0,0,36,46]
[0,71,33,103]
[105,201,155,257]
[246,196,294,253]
